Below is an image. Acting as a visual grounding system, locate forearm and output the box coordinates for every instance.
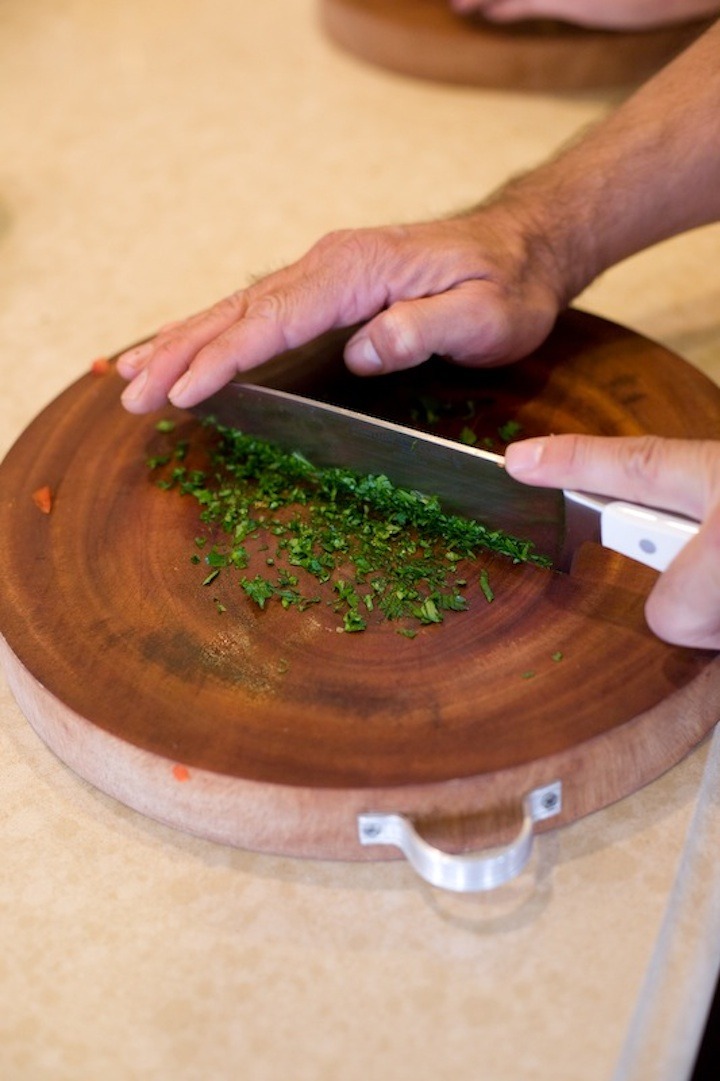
[474,18,720,305]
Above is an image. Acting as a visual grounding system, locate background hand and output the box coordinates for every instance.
[449,0,720,30]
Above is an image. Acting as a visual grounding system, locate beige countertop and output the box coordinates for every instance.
[2,3,720,1079]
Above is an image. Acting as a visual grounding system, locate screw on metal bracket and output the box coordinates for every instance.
[529,780,562,822]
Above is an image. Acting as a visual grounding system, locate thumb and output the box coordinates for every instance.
[343,281,555,376]
[644,501,720,650]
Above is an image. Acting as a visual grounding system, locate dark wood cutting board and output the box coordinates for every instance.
[319,0,713,91]
[1,309,719,859]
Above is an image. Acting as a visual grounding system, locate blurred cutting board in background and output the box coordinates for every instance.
[0,309,719,861]
[318,0,713,91]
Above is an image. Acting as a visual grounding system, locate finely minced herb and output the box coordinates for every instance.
[148,419,549,633]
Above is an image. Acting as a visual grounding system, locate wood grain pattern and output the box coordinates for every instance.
[0,309,719,858]
[319,0,712,91]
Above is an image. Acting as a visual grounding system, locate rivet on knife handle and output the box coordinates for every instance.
[357,781,562,893]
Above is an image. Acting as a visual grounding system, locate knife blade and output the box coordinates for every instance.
[193,383,699,573]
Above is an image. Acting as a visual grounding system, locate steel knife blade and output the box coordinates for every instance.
[193,382,699,573]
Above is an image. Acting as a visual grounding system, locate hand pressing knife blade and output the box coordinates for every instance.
[192,383,699,573]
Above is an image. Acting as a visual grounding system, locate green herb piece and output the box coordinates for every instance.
[498,419,522,442]
[459,426,478,446]
[413,395,443,425]
[479,568,494,603]
[240,575,275,609]
[521,670,536,680]
[342,610,367,633]
[205,549,228,568]
[155,419,176,433]
[415,597,442,625]
[146,454,171,470]
[551,651,564,662]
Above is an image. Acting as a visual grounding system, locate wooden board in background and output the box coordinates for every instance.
[318,0,713,91]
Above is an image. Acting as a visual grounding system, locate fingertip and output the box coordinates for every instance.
[168,371,193,407]
[504,437,547,478]
[120,368,148,411]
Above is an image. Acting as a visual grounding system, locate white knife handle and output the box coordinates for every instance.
[600,502,699,572]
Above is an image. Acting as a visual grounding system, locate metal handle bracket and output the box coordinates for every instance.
[357,781,562,893]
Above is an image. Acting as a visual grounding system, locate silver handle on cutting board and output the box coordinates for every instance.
[357,780,562,892]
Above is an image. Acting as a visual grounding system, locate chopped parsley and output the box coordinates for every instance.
[148,419,550,633]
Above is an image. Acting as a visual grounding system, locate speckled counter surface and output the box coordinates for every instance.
[2,3,720,1080]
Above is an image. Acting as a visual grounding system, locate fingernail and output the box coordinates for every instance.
[121,368,147,403]
[168,371,192,404]
[350,336,383,373]
[505,438,546,477]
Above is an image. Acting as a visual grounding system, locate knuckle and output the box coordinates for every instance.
[312,226,395,275]
[149,334,182,362]
[241,285,297,340]
[379,305,427,366]
[244,291,285,323]
[209,291,246,320]
[622,435,667,486]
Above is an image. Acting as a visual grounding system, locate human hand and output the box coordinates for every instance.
[449,0,720,30]
[505,433,720,649]
[118,212,563,414]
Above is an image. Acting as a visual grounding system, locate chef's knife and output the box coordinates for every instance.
[193,383,699,573]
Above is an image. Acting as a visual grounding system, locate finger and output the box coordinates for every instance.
[645,501,720,649]
[505,433,720,521]
[462,1,626,28]
[166,260,390,408]
[121,229,401,413]
[468,1,549,23]
[166,294,327,407]
[115,319,186,379]
[120,294,251,413]
[343,280,555,375]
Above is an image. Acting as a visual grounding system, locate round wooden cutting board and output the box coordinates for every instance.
[1,309,719,862]
[318,0,713,91]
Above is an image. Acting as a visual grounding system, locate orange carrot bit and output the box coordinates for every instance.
[172,764,191,782]
[90,357,111,375]
[31,485,53,514]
